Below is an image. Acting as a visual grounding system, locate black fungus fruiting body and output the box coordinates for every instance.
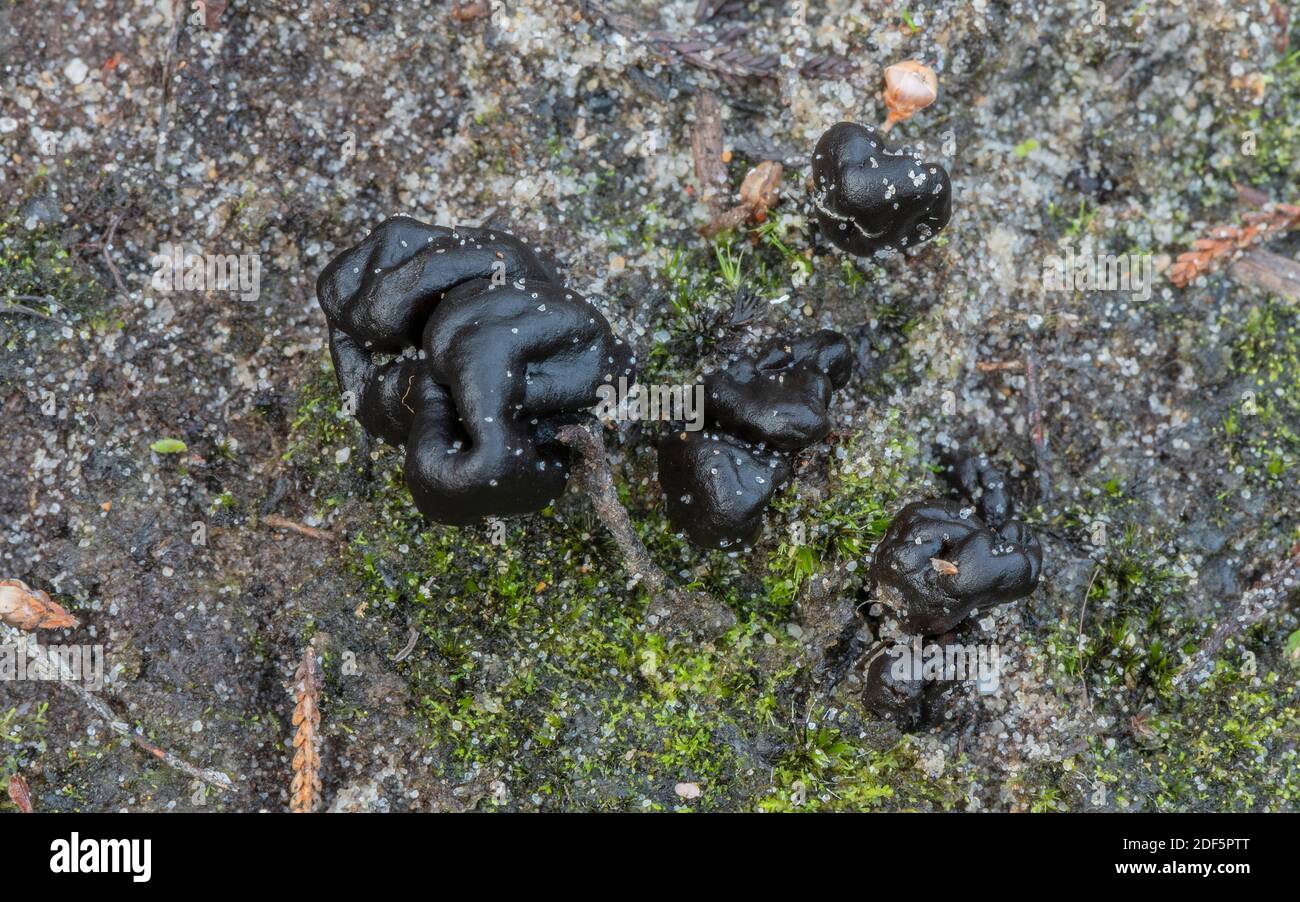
[811,121,951,256]
[316,216,635,524]
[659,330,852,549]
[869,455,1041,635]
[936,448,1011,527]
[860,643,925,731]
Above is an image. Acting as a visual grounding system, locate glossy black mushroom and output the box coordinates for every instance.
[658,330,852,549]
[859,642,925,731]
[870,455,1041,634]
[936,448,1011,527]
[811,121,951,256]
[316,216,635,524]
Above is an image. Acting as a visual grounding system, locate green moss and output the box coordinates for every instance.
[1094,668,1300,811]
[759,731,962,812]
[0,214,107,320]
[280,262,966,810]
[1046,526,1196,703]
[2,702,49,788]
[1227,44,1300,190]
[1221,299,1300,485]
[766,415,922,609]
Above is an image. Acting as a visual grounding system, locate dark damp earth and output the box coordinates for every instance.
[2,2,1298,812]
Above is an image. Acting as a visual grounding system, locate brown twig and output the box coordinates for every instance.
[0,623,234,792]
[976,360,1025,373]
[0,303,54,321]
[77,214,129,300]
[556,423,735,636]
[263,514,337,542]
[154,0,183,169]
[1024,348,1051,500]
[691,90,728,210]
[1175,543,1300,690]
[1229,249,1300,301]
[290,637,323,812]
[580,1,856,83]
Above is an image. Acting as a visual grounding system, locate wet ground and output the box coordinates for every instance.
[2,1,1298,812]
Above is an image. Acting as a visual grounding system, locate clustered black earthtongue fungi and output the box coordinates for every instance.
[810,121,951,256]
[869,453,1042,636]
[658,330,853,550]
[316,215,635,524]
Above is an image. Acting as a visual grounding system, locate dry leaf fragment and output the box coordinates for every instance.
[290,638,323,813]
[881,60,938,133]
[7,774,33,813]
[0,579,79,630]
[930,557,960,576]
[738,160,782,214]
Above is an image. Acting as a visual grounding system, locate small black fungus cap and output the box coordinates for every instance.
[871,500,1041,635]
[860,643,925,731]
[316,216,634,524]
[936,448,1011,527]
[659,330,852,549]
[811,122,951,256]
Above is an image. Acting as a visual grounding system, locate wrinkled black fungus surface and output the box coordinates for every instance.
[860,644,925,731]
[936,448,1012,527]
[659,330,852,549]
[317,216,634,524]
[870,455,1041,634]
[811,122,952,256]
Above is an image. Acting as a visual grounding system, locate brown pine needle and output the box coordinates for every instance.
[1168,202,1300,287]
[7,775,33,813]
[0,579,79,630]
[290,637,323,813]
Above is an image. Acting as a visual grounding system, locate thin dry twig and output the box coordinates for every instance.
[691,90,728,210]
[581,1,856,83]
[290,637,323,813]
[1167,202,1300,287]
[0,303,55,321]
[7,774,33,813]
[1229,249,1300,301]
[1175,543,1300,690]
[1024,348,1052,500]
[556,423,735,636]
[263,514,337,543]
[0,622,234,792]
[154,0,184,169]
[77,214,128,299]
